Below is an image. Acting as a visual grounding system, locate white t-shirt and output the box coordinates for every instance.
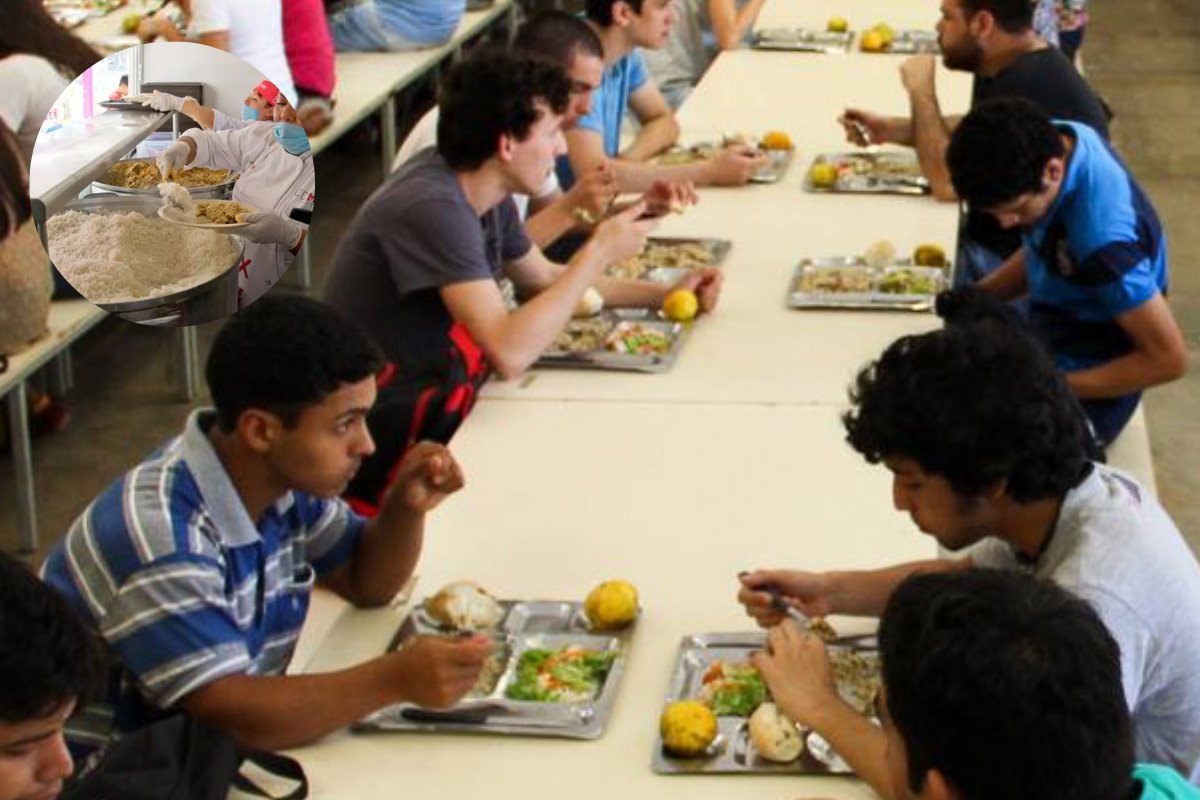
[0,55,68,165]
[970,463,1200,782]
[189,0,298,107]
[392,107,558,220]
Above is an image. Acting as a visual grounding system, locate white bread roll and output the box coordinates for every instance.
[572,287,604,318]
[749,702,804,763]
[425,581,504,630]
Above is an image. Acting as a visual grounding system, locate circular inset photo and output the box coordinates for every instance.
[30,42,315,326]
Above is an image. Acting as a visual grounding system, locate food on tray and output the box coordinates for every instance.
[829,649,882,714]
[572,286,604,318]
[121,11,141,32]
[807,617,839,642]
[158,182,194,214]
[662,289,699,323]
[799,267,873,294]
[194,200,254,224]
[605,323,673,356]
[912,243,947,267]
[879,268,938,295]
[700,661,767,716]
[860,29,885,51]
[102,160,232,189]
[760,130,793,150]
[661,700,719,756]
[504,646,618,703]
[609,241,717,280]
[551,317,614,354]
[585,580,639,631]
[863,239,897,269]
[749,702,805,762]
[826,16,848,33]
[425,581,505,631]
[808,162,838,189]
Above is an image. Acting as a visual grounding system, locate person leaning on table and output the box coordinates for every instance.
[739,308,1200,782]
[946,98,1185,445]
[757,569,1200,800]
[324,48,724,516]
[156,99,315,309]
[41,296,493,753]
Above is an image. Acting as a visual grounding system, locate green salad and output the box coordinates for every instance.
[700,662,768,716]
[505,646,618,703]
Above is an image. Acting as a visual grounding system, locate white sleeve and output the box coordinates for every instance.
[0,55,66,132]
[187,126,259,171]
[392,108,439,172]
[535,172,560,201]
[189,0,230,34]
[210,108,254,132]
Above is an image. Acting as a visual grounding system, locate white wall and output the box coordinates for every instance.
[141,42,267,119]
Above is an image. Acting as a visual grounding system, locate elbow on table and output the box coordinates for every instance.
[929,180,959,203]
[488,352,532,382]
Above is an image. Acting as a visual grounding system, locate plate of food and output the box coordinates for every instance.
[538,308,691,373]
[606,238,732,282]
[751,27,854,53]
[159,199,258,229]
[787,241,949,311]
[804,151,929,195]
[859,24,939,54]
[657,131,795,183]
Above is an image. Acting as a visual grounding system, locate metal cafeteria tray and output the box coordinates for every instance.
[787,257,948,311]
[606,237,732,282]
[871,29,940,54]
[98,99,160,112]
[537,308,691,373]
[658,140,792,183]
[803,151,929,195]
[93,157,239,197]
[652,632,881,775]
[751,147,794,183]
[752,28,853,53]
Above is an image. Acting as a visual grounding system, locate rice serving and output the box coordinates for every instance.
[47,210,240,303]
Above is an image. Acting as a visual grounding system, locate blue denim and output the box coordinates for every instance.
[328,0,463,52]
[955,235,1030,319]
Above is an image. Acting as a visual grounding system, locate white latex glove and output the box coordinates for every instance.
[240,212,304,249]
[142,92,190,113]
[156,140,190,180]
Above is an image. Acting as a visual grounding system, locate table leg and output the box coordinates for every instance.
[295,238,312,291]
[177,326,198,401]
[7,384,38,554]
[381,96,397,178]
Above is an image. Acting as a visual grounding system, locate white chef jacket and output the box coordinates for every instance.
[209,108,254,132]
[187,122,315,307]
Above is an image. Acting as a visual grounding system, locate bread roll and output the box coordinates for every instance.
[749,702,804,763]
[573,287,604,318]
[425,580,504,630]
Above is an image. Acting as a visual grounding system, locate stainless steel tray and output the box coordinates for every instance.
[752,28,853,53]
[868,29,940,54]
[92,157,239,198]
[788,257,947,311]
[606,237,732,282]
[652,632,880,775]
[751,147,794,183]
[356,599,637,739]
[657,141,793,183]
[803,151,929,195]
[537,308,691,373]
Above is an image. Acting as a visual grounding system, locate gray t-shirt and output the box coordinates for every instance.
[324,148,531,370]
[971,464,1200,782]
[643,0,750,108]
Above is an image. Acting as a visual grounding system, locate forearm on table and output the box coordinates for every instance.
[827,558,964,616]
[620,116,679,162]
[806,702,895,799]
[611,158,708,193]
[179,660,399,752]
[1067,351,1186,398]
[909,91,955,200]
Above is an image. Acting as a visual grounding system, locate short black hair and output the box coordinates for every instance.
[585,0,646,26]
[947,98,1066,209]
[880,569,1135,800]
[0,552,103,722]
[843,300,1092,502]
[515,10,604,66]
[206,295,385,433]
[436,48,571,171]
[957,0,1033,34]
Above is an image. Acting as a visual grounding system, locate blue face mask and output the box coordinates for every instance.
[273,122,310,155]
[241,104,261,121]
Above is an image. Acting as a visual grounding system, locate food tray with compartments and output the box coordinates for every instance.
[605,237,732,283]
[657,140,794,183]
[752,28,854,53]
[788,257,948,311]
[803,151,930,195]
[354,600,637,739]
[537,309,691,373]
[867,29,940,54]
[652,632,881,775]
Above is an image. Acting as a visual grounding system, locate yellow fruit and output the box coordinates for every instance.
[827,16,848,33]
[760,130,793,151]
[585,580,639,630]
[873,23,896,46]
[661,700,719,757]
[662,289,699,323]
[912,244,947,267]
[809,162,838,189]
[122,12,142,33]
[860,30,885,52]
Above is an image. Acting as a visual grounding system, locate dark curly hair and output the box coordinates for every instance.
[0,552,103,722]
[585,0,646,26]
[958,0,1034,34]
[207,295,385,433]
[880,569,1135,800]
[2,0,103,79]
[515,11,603,66]
[843,299,1092,501]
[437,48,571,171]
[947,98,1066,209]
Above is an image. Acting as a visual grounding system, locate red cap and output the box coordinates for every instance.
[254,80,281,106]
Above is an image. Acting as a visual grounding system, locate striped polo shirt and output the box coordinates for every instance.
[41,409,366,735]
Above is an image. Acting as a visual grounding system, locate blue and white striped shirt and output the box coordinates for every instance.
[42,410,365,732]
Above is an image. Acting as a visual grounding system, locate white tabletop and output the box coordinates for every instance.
[754,0,942,37]
[290,400,931,799]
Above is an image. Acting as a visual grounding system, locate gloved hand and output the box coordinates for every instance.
[142,92,190,113]
[156,140,190,180]
[240,212,304,249]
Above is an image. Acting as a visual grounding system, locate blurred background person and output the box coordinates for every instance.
[326,0,465,52]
